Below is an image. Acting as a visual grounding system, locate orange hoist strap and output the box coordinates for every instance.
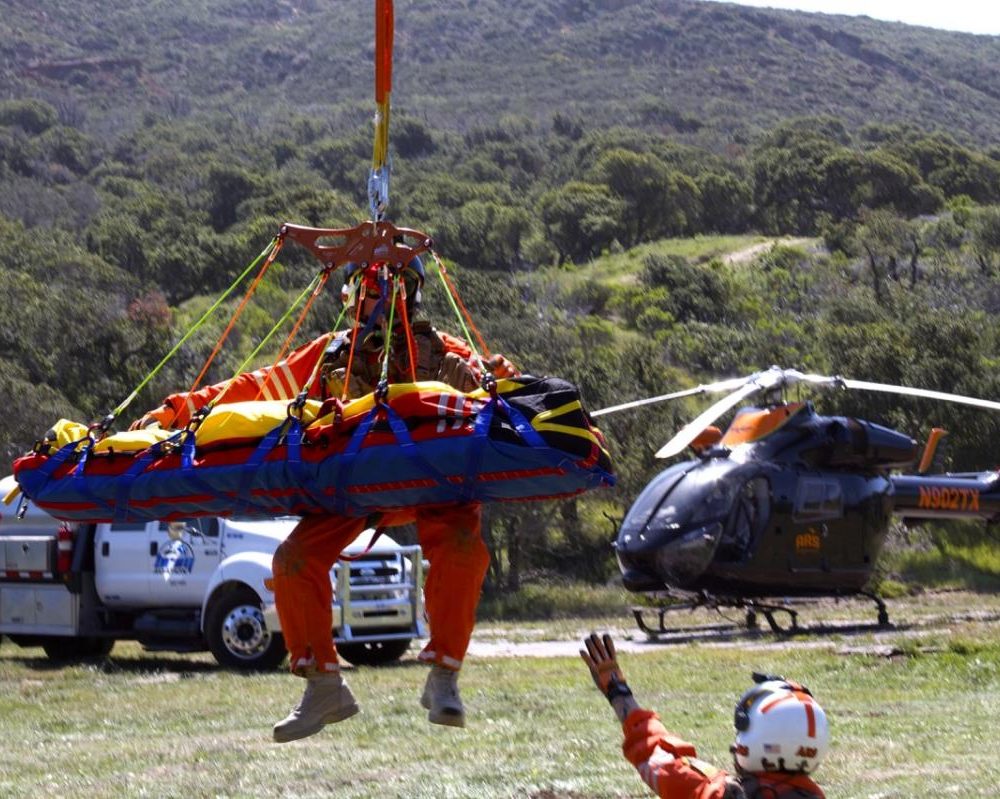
[338,527,386,562]
[341,280,367,402]
[396,276,418,382]
[251,270,331,403]
[188,237,284,396]
[430,250,491,358]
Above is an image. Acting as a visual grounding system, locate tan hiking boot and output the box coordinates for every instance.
[420,664,466,728]
[273,671,359,743]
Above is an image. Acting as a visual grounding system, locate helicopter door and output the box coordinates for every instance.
[791,477,843,570]
[717,476,770,562]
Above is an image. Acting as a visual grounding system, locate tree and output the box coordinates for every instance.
[203,164,259,231]
[588,148,701,244]
[751,134,839,234]
[820,149,941,219]
[539,181,625,263]
[852,209,912,302]
[968,205,1000,276]
[696,171,752,232]
[0,99,58,134]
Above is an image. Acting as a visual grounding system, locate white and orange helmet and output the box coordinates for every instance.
[732,673,829,775]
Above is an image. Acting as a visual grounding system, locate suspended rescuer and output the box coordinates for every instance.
[580,633,828,799]
[133,255,517,741]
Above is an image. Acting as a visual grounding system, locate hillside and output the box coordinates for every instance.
[2,0,1000,590]
[3,0,1000,148]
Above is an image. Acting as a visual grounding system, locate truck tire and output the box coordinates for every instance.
[41,636,114,661]
[205,586,286,671]
[337,637,411,666]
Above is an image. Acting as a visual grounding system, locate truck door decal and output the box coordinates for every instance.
[153,540,195,576]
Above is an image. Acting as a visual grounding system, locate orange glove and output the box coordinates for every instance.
[580,632,631,700]
[128,404,173,431]
[485,353,519,379]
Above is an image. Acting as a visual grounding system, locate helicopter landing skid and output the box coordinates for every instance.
[631,596,803,638]
[741,600,800,634]
[859,590,892,627]
[633,592,893,640]
[631,603,744,638]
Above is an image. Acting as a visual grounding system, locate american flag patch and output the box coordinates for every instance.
[763,744,781,754]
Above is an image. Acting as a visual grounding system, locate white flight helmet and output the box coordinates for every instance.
[732,673,829,775]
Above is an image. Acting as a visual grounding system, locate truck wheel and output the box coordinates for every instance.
[205,587,286,671]
[41,637,114,661]
[338,638,411,666]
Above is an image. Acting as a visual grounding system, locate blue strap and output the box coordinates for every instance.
[495,396,549,449]
[286,423,341,515]
[463,398,496,501]
[36,437,88,480]
[29,436,113,519]
[332,406,386,515]
[30,438,120,519]
[381,403,465,502]
[485,395,612,487]
[113,432,184,522]
[231,423,292,516]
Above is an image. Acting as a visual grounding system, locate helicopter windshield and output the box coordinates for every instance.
[619,461,694,538]
[620,458,744,541]
[617,458,771,590]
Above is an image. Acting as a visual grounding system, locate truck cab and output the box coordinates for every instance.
[1,475,425,669]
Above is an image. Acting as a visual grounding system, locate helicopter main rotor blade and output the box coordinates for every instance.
[654,380,762,459]
[590,376,750,418]
[842,379,1000,412]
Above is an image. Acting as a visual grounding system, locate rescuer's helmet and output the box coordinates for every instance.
[732,673,829,775]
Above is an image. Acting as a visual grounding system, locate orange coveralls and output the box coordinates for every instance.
[622,709,825,799]
[144,327,493,674]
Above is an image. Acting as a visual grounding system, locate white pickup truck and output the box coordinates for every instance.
[0,475,425,670]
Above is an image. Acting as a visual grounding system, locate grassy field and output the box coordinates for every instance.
[2,592,999,798]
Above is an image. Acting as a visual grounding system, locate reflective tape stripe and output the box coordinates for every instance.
[254,371,276,401]
[418,651,463,669]
[3,571,53,580]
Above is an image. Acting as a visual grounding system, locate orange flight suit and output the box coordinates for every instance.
[272,503,488,673]
[622,709,825,799]
[140,327,499,675]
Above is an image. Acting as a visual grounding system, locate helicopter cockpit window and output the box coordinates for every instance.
[794,479,843,523]
[717,476,770,562]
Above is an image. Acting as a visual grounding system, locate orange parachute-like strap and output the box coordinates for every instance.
[429,250,491,360]
[370,0,394,219]
[187,236,285,396]
[375,0,393,114]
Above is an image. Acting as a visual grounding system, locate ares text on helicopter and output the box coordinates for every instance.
[596,367,1000,633]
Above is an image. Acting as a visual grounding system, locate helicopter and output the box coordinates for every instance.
[594,367,1000,634]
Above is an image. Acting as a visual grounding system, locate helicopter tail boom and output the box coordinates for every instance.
[891,473,1000,522]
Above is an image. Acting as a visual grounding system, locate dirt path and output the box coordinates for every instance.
[723,237,813,265]
[464,593,1000,659]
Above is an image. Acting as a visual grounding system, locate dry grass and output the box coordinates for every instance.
[1,591,999,798]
